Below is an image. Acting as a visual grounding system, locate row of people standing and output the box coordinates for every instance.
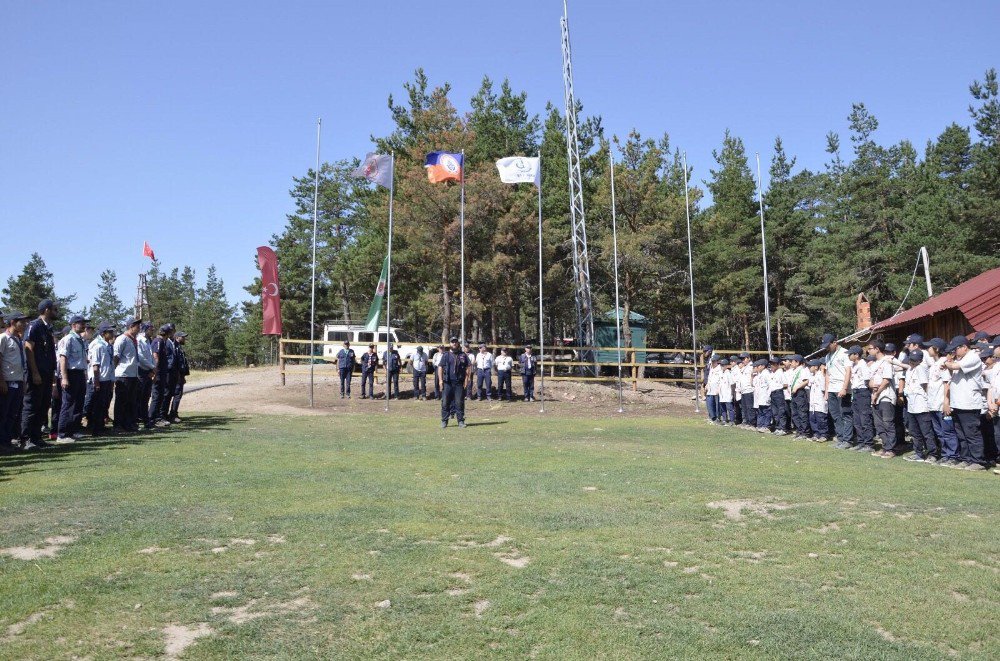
[0,299,190,454]
[332,341,541,403]
[701,331,1000,472]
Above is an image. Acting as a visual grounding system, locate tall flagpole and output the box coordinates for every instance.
[537,152,545,413]
[384,152,395,412]
[683,152,699,413]
[309,118,321,408]
[609,149,624,414]
[756,152,773,356]
[460,149,466,343]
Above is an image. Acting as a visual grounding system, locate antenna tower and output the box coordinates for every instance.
[561,0,596,371]
[135,273,151,322]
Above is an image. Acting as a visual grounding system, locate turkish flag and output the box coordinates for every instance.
[257,246,283,336]
[142,241,156,260]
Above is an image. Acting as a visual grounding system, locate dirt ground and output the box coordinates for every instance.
[181,365,705,419]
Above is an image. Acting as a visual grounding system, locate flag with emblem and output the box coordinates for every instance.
[351,153,393,189]
[364,256,390,332]
[425,151,463,183]
[496,156,540,186]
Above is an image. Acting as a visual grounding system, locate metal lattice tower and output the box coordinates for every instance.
[560,0,596,368]
[135,273,151,322]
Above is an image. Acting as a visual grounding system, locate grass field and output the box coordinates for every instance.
[1,409,997,659]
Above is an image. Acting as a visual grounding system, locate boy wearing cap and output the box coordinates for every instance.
[704,356,721,424]
[495,348,514,402]
[56,315,90,443]
[717,359,735,425]
[136,323,155,427]
[0,312,30,453]
[807,360,830,441]
[768,359,788,435]
[903,350,937,462]
[943,336,987,469]
[821,333,853,446]
[786,355,810,439]
[847,346,875,450]
[84,322,116,436]
[336,341,356,399]
[148,325,175,428]
[360,344,378,399]
[923,338,958,466]
[752,359,771,432]
[167,331,190,422]
[736,354,755,429]
[867,340,900,457]
[113,317,142,433]
[20,299,58,449]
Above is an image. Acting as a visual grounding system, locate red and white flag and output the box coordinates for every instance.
[142,241,156,260]
[257,246,283,336]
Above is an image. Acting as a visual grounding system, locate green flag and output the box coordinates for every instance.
[365,256,389,332]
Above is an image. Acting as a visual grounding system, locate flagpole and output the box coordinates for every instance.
[460,149,466,343]
[609,149,624,414]
[384,152,395,412]
[537,151,545,414]
[756,152,773,356]
[309,117,321,408]
[682,152,699,413]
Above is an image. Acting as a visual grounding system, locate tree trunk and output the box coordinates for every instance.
[775,289,783,351]
[743,315,751,352]
[339,279,351,325]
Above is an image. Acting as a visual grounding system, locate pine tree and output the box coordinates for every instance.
[186,266,233,369]
[2,253,76,324]
[86,269,128,327]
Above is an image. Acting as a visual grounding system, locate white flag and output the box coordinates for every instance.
[351,153,393,189]
[496,156,540,186]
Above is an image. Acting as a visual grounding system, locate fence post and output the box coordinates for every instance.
[279,339,286,386]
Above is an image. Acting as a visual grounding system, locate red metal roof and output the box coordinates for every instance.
[870,266,1000,334]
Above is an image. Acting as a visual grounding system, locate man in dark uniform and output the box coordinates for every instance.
[136,323,156,429]
[56,314,90,443]
[336,340,356,399]
[148,324,175,428]
[383,342,401,400]
[167,331,190,422]
[438,336,471,428]
[360,343,378,399]
[519,345,538,402]
[20,299,58,450]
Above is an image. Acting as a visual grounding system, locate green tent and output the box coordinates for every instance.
[594,309,647,364]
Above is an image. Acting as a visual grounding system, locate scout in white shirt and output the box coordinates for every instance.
[494,348,514,401]
[807,360,830,440]
[767,359,789,434]
[903,350,936,461]
[865,341,900,456]
[922,338,959,464]
[704,358,722,423]
[0,311,30,453]
[84,322,116,436]
[943,335,986,469]
[718,360,735,425]
[737,354,756,428]
[474,345,494,401]
[786,355,810,438]
[822,333,853,446]
[752,359,772,431]
[845,346,875,449]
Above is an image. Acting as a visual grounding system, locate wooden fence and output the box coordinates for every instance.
[277,338,770,390]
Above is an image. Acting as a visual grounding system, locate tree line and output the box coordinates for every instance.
[250,67,1000,356]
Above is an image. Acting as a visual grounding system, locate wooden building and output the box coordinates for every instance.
[868,266,1000,344]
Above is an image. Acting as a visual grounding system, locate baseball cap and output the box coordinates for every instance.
[60,325,71,336]
[885,343,897,354]
[449,336,458,343]
[159,324,172,334]
[140,322,152,331]
[907,349,924,363]
[702,345,714,352]
[978,348,994,361]
[972,331,990,341]
[868,339,886,351]
[789,354,803,363]
[922,338,946,352]
[3,310,29,324]
[97,321,115,333]
[945,335,968,353]
[175,331,188,338]
[720,358,730,365]
[806,358,822,367]
[819,333,835,350]
[123,316,141,328]
[68,314,88,325]
[768,357,780,365]
[904,334,924,345]
[38,299,56,313]
[847,345,862,356]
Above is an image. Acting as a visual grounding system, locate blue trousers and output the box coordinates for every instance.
[497,371,512,400]
[339,368,352,395]
[910,411,937,458]
[851,388,875,446]
[930,411,958,460]
[441,381,465,423]
[809,410,830,438]
[137,369,153,426]
[828,391,853,443]
[0,383,24,445]
[58,370,86,436]
[770,390,788,430]
[719,401,734,423]
[706,395,719,421]
[386,370,400,398]
[476,368,492,399]
[522,374,535,400]
[740,393,756,426]
[875,401,899,451]
[757,405,772,430]
[84,380,114,434]
[361,370,375,398]
[791,389,810,435]
[412,370,427,398]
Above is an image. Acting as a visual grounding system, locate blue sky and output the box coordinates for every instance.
[2,0,997,312]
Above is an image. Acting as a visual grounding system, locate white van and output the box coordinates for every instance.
[322,322,426,366]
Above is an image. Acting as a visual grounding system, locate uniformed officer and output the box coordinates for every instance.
[84,321,116,436]
[148,324,175,428]
[336,340,356,399]
[0,311,30,454]
[437,336,471,428]
[136,322,156,428]
[411,346,428,400]
[167,331,190,422]
[846,345,874,450]
[495,348,514,401]
[519,345,538,402]
[20,299,58,450]
[360,343,378,399]
[383,342,401,399]
[113,317,142,433]
[56,314,90,443]
[820,333,854,446]
[474,344,494,401]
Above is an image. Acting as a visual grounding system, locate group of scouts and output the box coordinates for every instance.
[333,338,541,425]
[702,330,1000,473]
[0,298,191,454]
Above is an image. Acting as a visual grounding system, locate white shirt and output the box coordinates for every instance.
[927,357,951,412]
[411,352,428,372]
[869,357,895,405]
[825,347,850,390]
[88,336,114,382]
[768,368,785,393]
[904,363,930,414]
[738,364,754,394]
[136,334,155,371]
[719,370,734,403]
[949,351,984,411]
[809,371,829,412]
[432,352,443,368]
[753,371,769,407]
[113,334,139,378]
[849,360,870,390]
[705,365,722,396]
[475,352,494,370]
[495,355,513,372]
[787,366,809,395]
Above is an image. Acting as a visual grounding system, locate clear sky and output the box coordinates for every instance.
[2,0,997,312]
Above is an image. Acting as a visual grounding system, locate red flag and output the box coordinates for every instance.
[142,241,156,260]
[257,246,283,336]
